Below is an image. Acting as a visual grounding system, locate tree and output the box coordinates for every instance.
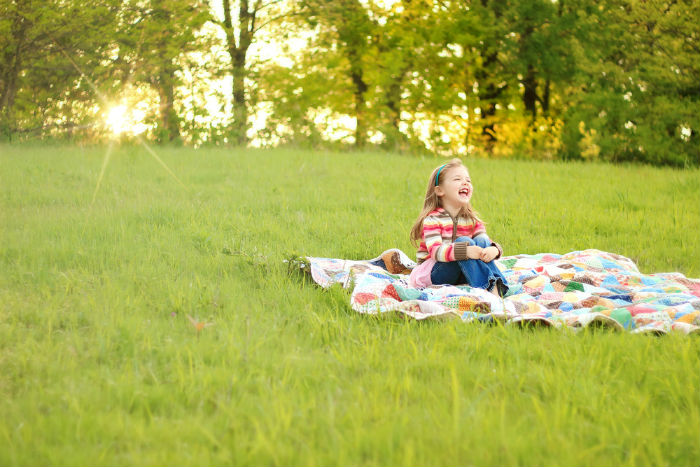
[561,0,700,166]
[300,0,379,147]
[371,0,434,150]
[211,0,292,146]
[0,0,118,139]
[112,0,210,143]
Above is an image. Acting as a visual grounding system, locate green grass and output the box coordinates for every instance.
[1,144,699,466]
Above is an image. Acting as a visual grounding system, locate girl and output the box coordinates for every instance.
[409,158,509,297]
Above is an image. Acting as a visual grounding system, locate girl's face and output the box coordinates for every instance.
[435,165,472,210]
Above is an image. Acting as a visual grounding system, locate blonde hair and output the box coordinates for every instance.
[409,158,482,247]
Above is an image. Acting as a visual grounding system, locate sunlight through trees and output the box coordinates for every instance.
[1,0,698,165]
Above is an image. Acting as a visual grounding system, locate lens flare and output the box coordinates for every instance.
[104,104,149,136]
[105,105,129,135]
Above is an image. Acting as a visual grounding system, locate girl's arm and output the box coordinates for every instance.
[474,233,503,259]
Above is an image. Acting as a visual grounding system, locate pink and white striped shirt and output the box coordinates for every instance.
[416,207,487,263]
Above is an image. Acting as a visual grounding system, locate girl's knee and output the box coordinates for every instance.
[473,235,491,248]
[455,236,475,245]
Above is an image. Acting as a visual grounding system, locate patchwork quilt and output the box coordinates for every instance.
[297,249,700,335]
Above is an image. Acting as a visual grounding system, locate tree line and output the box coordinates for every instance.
[1,0,698,166]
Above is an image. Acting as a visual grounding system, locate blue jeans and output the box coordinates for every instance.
[430,236,509,296]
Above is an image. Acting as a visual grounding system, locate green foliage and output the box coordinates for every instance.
[0,0,120,138]
[111,0,212,143]
[2,0,699,166]
[254,56,355,147]
[1,145,699,465]
[560,0,700,166]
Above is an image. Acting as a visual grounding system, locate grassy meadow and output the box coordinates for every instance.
[1,144,699,466]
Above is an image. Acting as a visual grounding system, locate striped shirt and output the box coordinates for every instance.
[416,207,488,263]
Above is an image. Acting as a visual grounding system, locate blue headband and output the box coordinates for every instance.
[435,164,447,186]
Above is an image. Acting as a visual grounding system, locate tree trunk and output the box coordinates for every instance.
[522,64,538,122]
[542,78,550,117]
[476,50,506,151]
[475,0,507,151]
[384,64,411,140]
[231,50,248,145]
[350,66,368,148]
[0,65,19,115]
[157,71,180,142]
[480,98,497,145]
[0,16,28,136]
[382,72,410,150]
[385,79,401,133]
[223,0,254,146]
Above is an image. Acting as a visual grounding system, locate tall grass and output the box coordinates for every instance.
[1,144,699,466]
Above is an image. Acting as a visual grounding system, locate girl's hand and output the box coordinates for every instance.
[480,246,499,263]
[466,245,483,259]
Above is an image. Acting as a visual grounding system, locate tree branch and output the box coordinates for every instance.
[249,0,262,33]
[222,0,239,51]
[251,11,301,35]
[255,0,286,12]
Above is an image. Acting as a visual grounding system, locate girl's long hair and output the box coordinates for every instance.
[409,158,482,247]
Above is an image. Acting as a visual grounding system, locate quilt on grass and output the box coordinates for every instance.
[298,249,700,335]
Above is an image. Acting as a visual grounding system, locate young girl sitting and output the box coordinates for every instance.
[408,158,509,297]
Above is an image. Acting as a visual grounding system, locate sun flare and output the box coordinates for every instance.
[104,104,149,136]
[105,105,129,135]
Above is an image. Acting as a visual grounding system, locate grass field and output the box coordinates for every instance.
[1,144,699,466]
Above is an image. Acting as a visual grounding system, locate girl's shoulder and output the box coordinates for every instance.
[422,208,449,229]
[457,215,480,224]
[426,207,447,218]
[423,208,450,225]
[457,213,484,229]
